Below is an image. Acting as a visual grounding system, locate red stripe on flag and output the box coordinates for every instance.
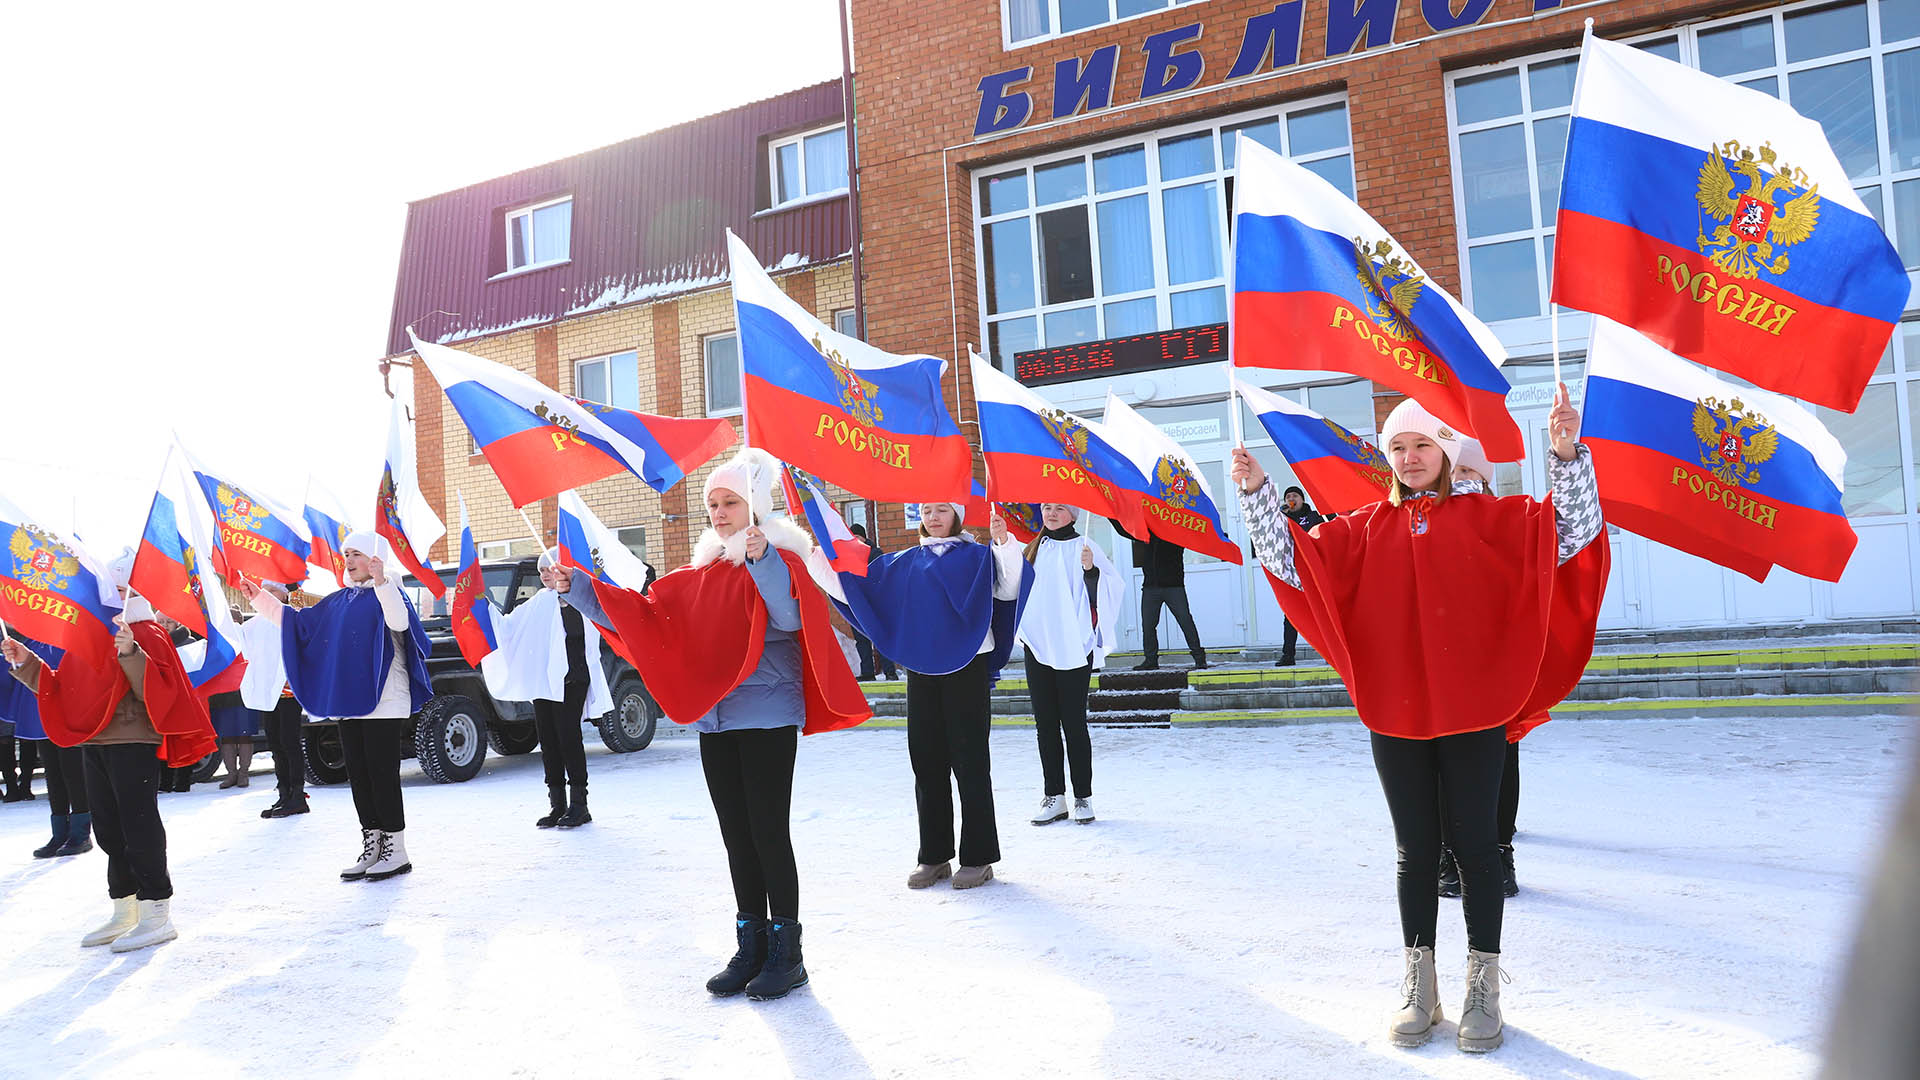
[649,414,738,473]
[744,376,972,503]
[983,450,1148,536]
[0,575,116,666]
[1293,456,1394,516]
[480,425,628,507]
[1140,496,1243,564]
[130,538,209,637]
[212,526,309,586]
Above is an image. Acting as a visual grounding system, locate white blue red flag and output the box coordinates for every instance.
[0,494,120,667]
[412,330,735,507]
[727,231,972,503]
[1583,317,1854,582]
[970,350,1151,537]
[303,480,356,588]
[1101,393,1242,564]
[555,490,652,592]
[781,465,869,576]
[993,501,1043,544]
[377,396,448,596]
[449,494,498,668]
[1230,136,1522,462]
[1237,379,1393,513]
[176,445,311,586]
[1555,34,1907,411]
[131,446,245,691]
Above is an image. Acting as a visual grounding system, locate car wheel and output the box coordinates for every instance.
[599,678,659,753]
[413,695,489,783]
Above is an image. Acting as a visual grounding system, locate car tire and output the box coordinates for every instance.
[599,678,659,753]
[303,724,349,786]
[189,751,222,784]
[413,695,489,783]
[486,722,540,756]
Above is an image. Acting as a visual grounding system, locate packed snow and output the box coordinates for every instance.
[1,713,1910,1079]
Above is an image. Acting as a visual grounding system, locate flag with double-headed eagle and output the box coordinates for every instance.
[377,396,448,596]
[1582,317,1853,582]
[448,493,498,668]
[1236,379,1394,513]
[130,444,245,691]
[0,494,120,667]
[1101,393,1242,564]
[1554,33,1906,412]
[993,501,1043,544]
[175,444,311,586]
[555,490,653,594]
[727,230,972,504]
[303,480,357,588]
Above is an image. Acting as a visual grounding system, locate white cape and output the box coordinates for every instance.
[479,589,614,718]
[1015,533,1123,670]
[238,614,290,711]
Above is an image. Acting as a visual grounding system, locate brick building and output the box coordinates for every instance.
[848,0,1920,648]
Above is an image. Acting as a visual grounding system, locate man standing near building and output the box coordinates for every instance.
[1277,486,1327,667]
[1114,522,1205,672]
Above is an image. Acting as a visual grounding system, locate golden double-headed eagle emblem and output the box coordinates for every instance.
[1692,396,1778,488]
[1040,408,1093,472]
[8,526,79,591]
[1352,237,1425,340]
[1322,418,1391,470]
[376,470,417,559]
[813,333,883,427]
[1695,139,1821,279]
[214,482,270,532]
[1154,456,1201,510]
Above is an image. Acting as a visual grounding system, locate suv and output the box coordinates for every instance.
[298,558,662,785]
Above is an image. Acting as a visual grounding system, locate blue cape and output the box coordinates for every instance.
[834,541,1034,677]
[0,639,61,740]
[282,586,433,718]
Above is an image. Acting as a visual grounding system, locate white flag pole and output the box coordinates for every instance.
[1227,133,1247,448]
[517,506,545,551]
[1552,18,1598,392]
[727,229,754,451]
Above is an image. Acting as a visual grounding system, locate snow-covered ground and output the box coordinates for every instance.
[1,714,1911,1079]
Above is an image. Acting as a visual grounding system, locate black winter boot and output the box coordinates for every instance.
[1437,847,1462,899]
[1499,844,1519,897]
[33,813,69,859]
[556,789,591,829]
[536,787,566,828]
[745,919,808,1001]
[56,811,94,856]
[706,914,768,996]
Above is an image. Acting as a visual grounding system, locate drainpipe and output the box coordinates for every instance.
[837,0,865,340]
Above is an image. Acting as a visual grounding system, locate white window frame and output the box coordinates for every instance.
[573,350,639,409]
[833,308,860,338]
[503,195,572,273]
[1001,0,1203,50]
[768,123,849,209]
[972,92,1354,372]
[477,540,514,561]
[704,332,742,417]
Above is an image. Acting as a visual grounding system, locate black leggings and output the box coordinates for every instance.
[907,654,999,867]
[83,744,171,900]
[265,698,307,800]
[1025,647,1092,799]
[700,726,799,920]
[339,718,406,833]
[1440,740,1523,848]
[1372,725,1508,954]
[45,743,89,816]
[534,683,590,793]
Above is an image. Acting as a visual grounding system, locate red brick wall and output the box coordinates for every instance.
[410,359,449,564]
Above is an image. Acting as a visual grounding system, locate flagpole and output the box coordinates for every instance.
[727,229,753,451]
[1551,19,1596,391]
[1226,131,1247,448]
[517,506,545,551]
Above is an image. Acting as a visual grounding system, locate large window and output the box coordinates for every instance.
[1816,319,1917,517]
[705,332,741,416]
[1448,0,1920,322]
[504,196,571,272]
[975,96,1354,371]
[1004,0,1202,47]
[574,350,639,410]
[770,124,849,208]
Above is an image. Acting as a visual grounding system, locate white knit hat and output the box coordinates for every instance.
[1454,436,1492,482]
[1378,399,1462,470]
[119,595,156,625]
[341,530,381,560]
[702,448,780,522]
[537,547,561,570]
[107,547,136,590]
[918,502,966,526]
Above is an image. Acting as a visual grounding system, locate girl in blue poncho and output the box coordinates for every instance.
[808,501,1032,891]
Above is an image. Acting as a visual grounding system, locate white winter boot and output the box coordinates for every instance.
[365,829,411,880]
[80,896,139,947]
[1388,946,1442,1047]
[341,829,381,881]
[1030,795,1068,825]
[1070,796,1095,824]
[110,899,178,952]
[1457,949,1506,1052]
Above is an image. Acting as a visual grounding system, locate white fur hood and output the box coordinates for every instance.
[690,515,813,568]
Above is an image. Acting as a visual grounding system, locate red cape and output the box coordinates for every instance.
[36,621,218,766]
[591,547,870,734]
[1263,492,1609,741]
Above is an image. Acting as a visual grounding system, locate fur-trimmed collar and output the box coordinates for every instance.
[691,515,812,568]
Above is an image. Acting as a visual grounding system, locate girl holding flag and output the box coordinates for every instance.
[806,500,1033,891]
[552,447,867,1002]
[1231,388,1606,1053]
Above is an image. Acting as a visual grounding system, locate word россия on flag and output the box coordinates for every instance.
[556,490,653,593]
[177,444,311,586]
[449,494,498,668]
[1236,379,1393,514]
[303,480,356,588]
[1101,393,1242,564]
[970,349,1151,539]
[1230,136,1522,462]
[377,396,447,596]
[1582,317,1854,583]
[0,493,121,666]
[131,445,245,692]
[782,465,869,576]
[1554,33,1907,411]
[412,330,735,507]
[727,230,972,503]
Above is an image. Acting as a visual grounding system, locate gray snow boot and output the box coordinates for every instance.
[1457,949,1506,1052]
[1389,945,1442,1047]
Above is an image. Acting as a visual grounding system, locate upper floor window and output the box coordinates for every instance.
[575,350,639,410]
[770,124,848,208]
[505,196,572,272]
[1005,0,1202,47]
[705,332,742,416]
[834,308,860,338]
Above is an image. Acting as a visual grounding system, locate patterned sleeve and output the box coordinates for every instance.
[1238,479,1299,588]
[1549,444,1605,565]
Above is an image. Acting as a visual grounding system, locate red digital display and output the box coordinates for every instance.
[1014,322,1228,386]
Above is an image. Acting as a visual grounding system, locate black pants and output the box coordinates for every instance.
[855,635,897,680]
[534,682,590,794]
[1140,585,1204,666]
[1025,647,1093,799]
[1281,618,1299,659]
[45,743,89,815]
[339,718,406,833]
[1372,725,1508,954]
[0,726,18,789]
[265,698,307,801]
[82,744,170,900]
[907,655,999,866]
[700,726,799,920]
[12,738,38,790]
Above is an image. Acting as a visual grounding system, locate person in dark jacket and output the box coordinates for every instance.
[1113,522,1206,671]
[1277,486,1327,667]
[847,524,897,680]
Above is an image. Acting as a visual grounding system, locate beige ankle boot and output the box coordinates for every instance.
[1388,945,1442,1047]
[1457,949,1505,1052]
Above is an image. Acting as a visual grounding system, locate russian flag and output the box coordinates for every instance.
[1555,34,1908,412]
[303,481,355,588]
[1583,317,1855,583]
[0,494,120,667]
[130,446,245,690]
[782,465,869,576]
[176,446,311,586]
[728,231,973,504]
[556,490,653,591]
[1101,393,1243,564]
[1237,379,1394,513]
[449,494,498,668]
[993,501,1043,544]
[377,396,448,596]
[412,331,735,507]
[1230,136,1522,462]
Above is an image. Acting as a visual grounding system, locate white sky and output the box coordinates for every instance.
[0,0,846,562]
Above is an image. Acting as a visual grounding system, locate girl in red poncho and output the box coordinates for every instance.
[554,448,868,1003]
[1232,386,1607,1054]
